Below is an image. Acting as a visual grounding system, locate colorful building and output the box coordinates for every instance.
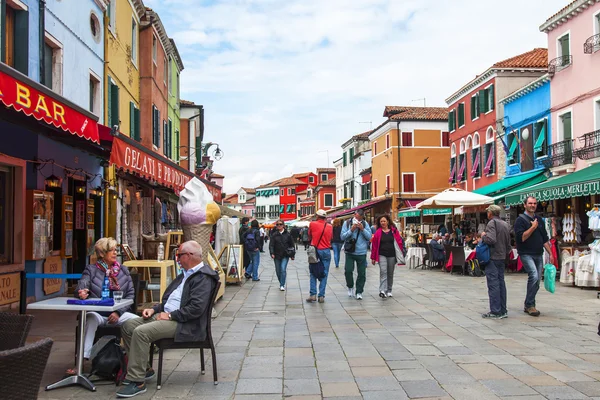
[315,178,336,211]
[540,0,600,174]
[446,48,548,192]
[316,168,336,184]
[339,131,371,208]
[105,0,145,139]
[179,99,204,173]
[278,177,305,221]
[369,106,450,215]
[254,182,281,223]
[167,39,183,162]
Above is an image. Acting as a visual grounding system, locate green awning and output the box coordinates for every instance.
[423,208,452,216]
[508,138,518,158]
[533,126,546,152]
[398,209,421,218]
[505,163,600,206]
[473,169,547,198]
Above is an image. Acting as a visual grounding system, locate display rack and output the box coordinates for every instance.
[61,195,73,258]
[86,199,95,256]
[218,245,244,285]
[26,190,54,260]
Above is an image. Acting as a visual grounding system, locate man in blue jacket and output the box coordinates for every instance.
[341,209,372,300]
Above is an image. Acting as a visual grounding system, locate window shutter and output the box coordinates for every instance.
[168,119,173,159]
[107,82,112,127]
[14,10,29,75]
[479,89,486,114]
[129,102,135,138]
[488,85,495,110]
[470,97,476,120]
[111,83,119,127]
[343,152,347,167]
[175,130,179,161]
[134,107,140,141]
[349,148,354,160]
[163,121,168,155]
[458,103,464,127]
[448,110,454,131]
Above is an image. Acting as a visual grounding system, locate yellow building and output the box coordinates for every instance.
[104,0,146,138]
[370,106,450,213]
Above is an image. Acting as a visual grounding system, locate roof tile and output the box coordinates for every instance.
[383,106,449,121]
[492,48,548,69]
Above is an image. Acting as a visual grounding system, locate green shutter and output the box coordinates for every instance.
[110,83,119,127]
[129,102,135,137]
[458,104,464,127]
[280,205,284,214]
[134,107,140,141]
[488,85,495,110]
[478,89,486,114]
[448,110,454,131]
[175,130,180,161]
[343,152,347,167]
[107,81,112,127]
[14,10,29,75]
[470,97,476,120]
[350,148,354,161]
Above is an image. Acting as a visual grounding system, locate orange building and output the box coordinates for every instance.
[370,106,450,216]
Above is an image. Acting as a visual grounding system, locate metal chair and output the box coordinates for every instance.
[0,338,53,400]
[449,246,466,275]
[0,312,34,350]
[427,244,445,270]
[150,281,221,389]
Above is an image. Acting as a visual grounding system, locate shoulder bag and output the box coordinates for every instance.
[344,220,361,253]
[307,223,327,264]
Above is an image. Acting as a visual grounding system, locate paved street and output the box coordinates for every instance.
[33,249,600,400]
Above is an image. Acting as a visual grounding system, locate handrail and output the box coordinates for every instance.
[548,55,573,75]
[584,33,600,54]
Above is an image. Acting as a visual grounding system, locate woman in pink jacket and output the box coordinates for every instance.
[371,215,405,298]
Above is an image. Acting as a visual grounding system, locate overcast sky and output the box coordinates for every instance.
[145,0,567,194]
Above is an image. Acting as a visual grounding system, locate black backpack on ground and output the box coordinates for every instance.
[89,337,127,385]
[463,259,484,277]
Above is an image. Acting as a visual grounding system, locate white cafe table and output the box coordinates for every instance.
[406,247,426,269]
[27,297,134,392]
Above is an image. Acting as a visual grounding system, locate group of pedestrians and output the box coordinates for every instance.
[481,196,555,320]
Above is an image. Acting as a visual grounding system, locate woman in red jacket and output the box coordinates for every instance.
[371,215,405,298]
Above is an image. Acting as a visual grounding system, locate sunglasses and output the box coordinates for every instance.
[276,223,283,226]
[176,252,195,258]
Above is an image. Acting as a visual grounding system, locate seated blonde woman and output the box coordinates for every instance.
[67,238,136,374]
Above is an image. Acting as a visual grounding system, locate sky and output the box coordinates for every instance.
[145,0,568,194]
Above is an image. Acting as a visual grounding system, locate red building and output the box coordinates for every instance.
[315,178,336,210]
[292,171,318,188]
[316,168,335,185]
[446,48,547,192]
[277,177,305,221]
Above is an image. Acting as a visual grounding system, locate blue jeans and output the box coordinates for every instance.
[247,250,260,280]
[274,257,289,287]
[485,259,507,315]
[521,254,544,308]
[332,243,342,267]
[310,249,331,297]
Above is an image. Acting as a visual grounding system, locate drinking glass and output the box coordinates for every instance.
[113,291,124,303]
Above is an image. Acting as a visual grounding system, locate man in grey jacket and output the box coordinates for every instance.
[480,205,511,320]
[117,241,218,398]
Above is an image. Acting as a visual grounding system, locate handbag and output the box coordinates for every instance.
[476,220,496,265]
[394,238,405,265]
[285,247,296,258]
[307,223,327,264]
[344,220,360,253]
[309,260,326,280]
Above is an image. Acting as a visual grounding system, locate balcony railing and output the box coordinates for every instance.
[542,138,575,168]
[574,129,600,160]
[584,33,600,54]
[548,55,573,75]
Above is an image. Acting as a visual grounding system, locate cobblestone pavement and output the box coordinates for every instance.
[33,248,600,399]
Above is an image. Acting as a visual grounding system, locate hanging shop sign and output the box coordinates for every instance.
[398,209,421,218]
[423,208,452,216]
[0,67,99,143]
[506,180,600,206]
[110,137,193,193]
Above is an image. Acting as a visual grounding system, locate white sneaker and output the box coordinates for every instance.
[356,293,363,300]
[347,288,354,297]
[280,286,285,291]
[386,292,393,297]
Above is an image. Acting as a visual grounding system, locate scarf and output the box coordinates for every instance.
[96,260,121,291]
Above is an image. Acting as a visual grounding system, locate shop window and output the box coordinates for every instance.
[42,33,63,94]
[507,131,519,165]
[89,72,101,116]
[324,193,333,207]
[3,2,29,75]
[0,166,13,265]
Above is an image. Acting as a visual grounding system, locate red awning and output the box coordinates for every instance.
[0,64,99,144]
[109,135,193,193]
[327,198,391,219]
[404,200,422,208]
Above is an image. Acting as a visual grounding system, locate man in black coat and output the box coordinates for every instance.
[117,241,218,398]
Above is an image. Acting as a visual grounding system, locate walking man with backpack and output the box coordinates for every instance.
[480,205,511,319]
[514,196,555,317]
[243,220,261,281]
[341,209,372,300]
[306,210,332,303]
[239,217,251,278]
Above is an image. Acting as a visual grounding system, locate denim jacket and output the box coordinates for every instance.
[340,219,372,255]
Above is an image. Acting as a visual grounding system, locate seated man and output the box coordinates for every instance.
[430,234,446,262]
[117,241,218,398]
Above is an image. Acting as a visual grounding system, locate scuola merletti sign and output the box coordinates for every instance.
[515,181,600,204]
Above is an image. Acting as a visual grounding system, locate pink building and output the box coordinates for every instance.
[541,0,600,174]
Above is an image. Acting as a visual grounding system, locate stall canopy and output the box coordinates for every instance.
[505,163,600,206]
[416,188,494,209]
[327,198,390,219]
[473,169,548,202]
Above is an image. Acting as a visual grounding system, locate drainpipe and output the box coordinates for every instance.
[396,121,402,213]
[39,0,46,83]
[103,7,110,235]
